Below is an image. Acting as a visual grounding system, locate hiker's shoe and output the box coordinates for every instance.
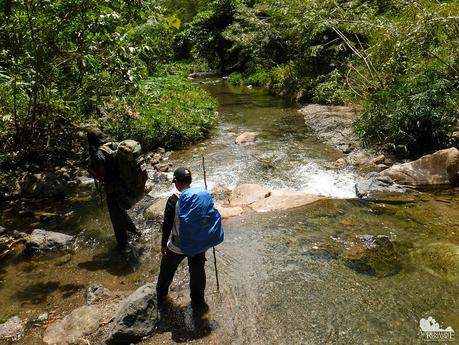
[191,301,209,315]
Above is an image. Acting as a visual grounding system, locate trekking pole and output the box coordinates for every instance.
[94,180,104,209]
[202,156,220,293]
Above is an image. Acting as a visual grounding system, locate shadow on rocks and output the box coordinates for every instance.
[155,299,216,343]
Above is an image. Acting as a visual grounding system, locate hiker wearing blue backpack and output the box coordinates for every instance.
[87,128,147,248]
[156,167,224,313]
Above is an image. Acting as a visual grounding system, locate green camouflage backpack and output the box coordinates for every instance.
[116,140,148,208]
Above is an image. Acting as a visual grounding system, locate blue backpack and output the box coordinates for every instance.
[178,188,224,256]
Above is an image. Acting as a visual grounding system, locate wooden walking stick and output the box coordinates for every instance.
[202,156,220,292]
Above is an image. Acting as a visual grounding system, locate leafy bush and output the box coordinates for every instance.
[103,65,218,150]
[356,73,459,155]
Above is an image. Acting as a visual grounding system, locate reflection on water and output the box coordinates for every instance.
[0,82,457,345]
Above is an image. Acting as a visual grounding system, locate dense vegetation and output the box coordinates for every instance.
[176,0,459,156]
[1,0,458,192]
[0,0,217,180]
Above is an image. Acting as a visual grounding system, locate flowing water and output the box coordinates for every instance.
[0,80,458,345]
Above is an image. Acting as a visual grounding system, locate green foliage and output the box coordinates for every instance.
[103,65,218,150]
[356,73,459,155]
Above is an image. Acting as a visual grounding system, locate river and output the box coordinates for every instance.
[0,80,458,345]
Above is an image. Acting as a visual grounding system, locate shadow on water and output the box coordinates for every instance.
[77,243,145,276]
[12,281,86,305]
[155,300,217,343]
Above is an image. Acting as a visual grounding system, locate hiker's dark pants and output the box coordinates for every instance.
[106,193,137,247]
[156,247,206,306]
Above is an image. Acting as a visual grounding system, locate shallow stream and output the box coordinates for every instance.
[0,81,457,345]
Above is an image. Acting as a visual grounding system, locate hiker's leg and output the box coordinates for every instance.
[116,195,139,235]
[106,193,127,247]
[156,248,185,303]
[188,252,206,306]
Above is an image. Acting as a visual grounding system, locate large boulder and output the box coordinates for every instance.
[143,198,167,222]
[299,104,358,153]
[355,172,406,198]
[20,172,69,199]
[107,283,157,345]
[249,190,322,212]
[342,235,401,277]
[381,148,459,186]
[235,132,258,144]
[26,229,74,252]
[228,184,270,206]
[0,316,25,342]
[43,303,119,345]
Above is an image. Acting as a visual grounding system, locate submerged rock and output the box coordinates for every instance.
[20,172,68,199]
[107,283,157,345]
[412,242,459,283]
[26,229,74,252]
[355,172,406,198]
[343,235,401,277]
[0,316,25,342]
[381,147,459,186]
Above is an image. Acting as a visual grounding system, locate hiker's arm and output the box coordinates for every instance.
[88,151,107,182]
[161,195,178,254]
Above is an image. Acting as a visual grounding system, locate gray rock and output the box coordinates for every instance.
[155,162,172,172]
[75,175,96,191]
[343,235,401,277]
[0,226,5,236]
[43,303,119,345]
[355,172,405,198]
[20,172,69,199]
[143,198,167,222]
[107,283,157,345]
[86,284,113,305]
[37,312,49,323]
[26,229,74,252]
[188,71,220,78]
[0,316,25,342]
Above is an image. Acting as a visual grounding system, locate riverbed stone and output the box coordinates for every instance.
[75,175,96,191]
[381,147,459,186]
[249,190,323,212]
[412,242,459,283]
[215,204,244,219]
[20,172,69,199]
[371,154,386,165]
[355,172,406,198]
[0,316,25,342]
[26,229,74,252]
[342,235,401,277]
[211,184,232,202]
[300,104,358,153]
[106,283,157,345]
[86,284,113,305]
[235,132,258,144]
[43,303,119,345]
[143,198,167,222]
[228,184,271,206]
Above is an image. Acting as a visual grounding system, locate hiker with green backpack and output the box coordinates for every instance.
[87,128,148,248]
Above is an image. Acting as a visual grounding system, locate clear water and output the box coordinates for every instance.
[0,81,457,345]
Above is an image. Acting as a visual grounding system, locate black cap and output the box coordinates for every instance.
[172,167,192,183]
[87,127,108,147]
